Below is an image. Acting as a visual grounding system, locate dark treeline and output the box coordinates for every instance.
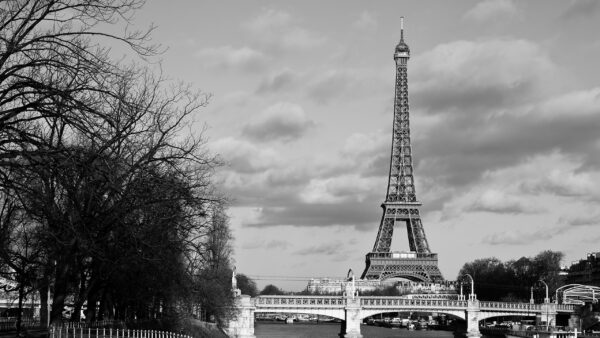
[248,250,565,301]
[234,280,287,297]
[0,0,234,332]
[458,250,564,302]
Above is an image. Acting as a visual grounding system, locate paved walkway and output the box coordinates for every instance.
[0,329,48,337]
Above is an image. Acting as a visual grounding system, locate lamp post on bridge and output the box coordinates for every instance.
[460,274,481,337]
[538,279,552,331]
[538,279,550,304]
[462,274,476,301]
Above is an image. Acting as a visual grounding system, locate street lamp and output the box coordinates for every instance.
[463,274,476,301]
[538,279,550,331]
[538,279,549,304]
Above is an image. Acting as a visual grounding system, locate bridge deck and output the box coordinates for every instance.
[254,295,576,313]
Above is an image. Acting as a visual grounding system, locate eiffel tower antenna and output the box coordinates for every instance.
[400,16,404,40]
[361,17,443,282]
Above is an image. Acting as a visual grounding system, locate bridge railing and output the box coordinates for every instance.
[556,303,576,312]
[254,295,345,308]
[361,297,467,308]
[479,301,541,311]
[253,296,579,316]
[366,252,438,259]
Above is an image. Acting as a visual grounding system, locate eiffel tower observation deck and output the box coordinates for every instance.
[361,17,444,283]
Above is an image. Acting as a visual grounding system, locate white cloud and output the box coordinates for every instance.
[294,241,349,256]
[466,189,542,214]
[341,132,388,157]
[482,226,565,245]
[241,102,315,142]
[299,175,379,204]
[211,137,279,173]
[256,69,299,94]
[463,0,519,23]
[412,39,557,111]
[561,0,600,20]
[242,239,291,250]
[195,45,267,71]
[307,69,386,104]
[353,11,378,31]
[244,8,325,52]
[538,87,600,119]
[520,167,597,198]
[560,213,600,227]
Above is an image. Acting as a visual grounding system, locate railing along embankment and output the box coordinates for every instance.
[50,326,194,338]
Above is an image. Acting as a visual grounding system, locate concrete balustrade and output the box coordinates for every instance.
[225,291,578,338]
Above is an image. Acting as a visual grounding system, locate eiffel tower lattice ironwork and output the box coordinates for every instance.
[361,17,443,283]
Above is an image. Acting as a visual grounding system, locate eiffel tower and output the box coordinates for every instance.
[361,18,443,283]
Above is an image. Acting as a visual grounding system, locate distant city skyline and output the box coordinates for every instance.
[129,0,600,290]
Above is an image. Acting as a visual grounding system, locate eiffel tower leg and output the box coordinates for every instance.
[408,218,430,253]
[372,217,394,252]
[405,219,417,252]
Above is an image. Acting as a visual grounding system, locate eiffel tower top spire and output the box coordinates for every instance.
[401,16,404,37]
[395,16,410,58]
[387,17,417,204]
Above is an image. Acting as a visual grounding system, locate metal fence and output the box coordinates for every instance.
[50,327,193,338]
[0,318,43,331]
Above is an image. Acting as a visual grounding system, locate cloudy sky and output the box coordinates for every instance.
[130,0,600,289]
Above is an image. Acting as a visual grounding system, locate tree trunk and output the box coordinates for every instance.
[104,291,114,320]
[85,288,98,323]
[98,288,107,321]
[85,264,101,323]
[51,260,70,324]
[16,281,24,334]
[71,269,88,322]
[39,283,49,327]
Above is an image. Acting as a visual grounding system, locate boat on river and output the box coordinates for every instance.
[505,328,579,338]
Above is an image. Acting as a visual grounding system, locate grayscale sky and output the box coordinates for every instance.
[128,0,600,290]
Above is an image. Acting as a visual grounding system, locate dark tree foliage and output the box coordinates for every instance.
[260,284,285,296]
[360,285,405,297]
[188,205,235,326]
[457,250,565,302]
[236,274,258,297]
[0,0,235,333]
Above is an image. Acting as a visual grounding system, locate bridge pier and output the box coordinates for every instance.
[225,294,256,338]
[465,299,482,337]
[339,273,362,338]
[568,313,581,331]
[342,297,362,338]
[537,302,557,328]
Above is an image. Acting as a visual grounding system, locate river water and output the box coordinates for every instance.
[255,322,496,338]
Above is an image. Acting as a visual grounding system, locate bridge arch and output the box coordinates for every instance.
[254,308,345,321]
[381,272,428,282]
[478,312,537,322]
[359,309,466,321]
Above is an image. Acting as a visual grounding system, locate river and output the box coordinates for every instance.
[255,322,497,338]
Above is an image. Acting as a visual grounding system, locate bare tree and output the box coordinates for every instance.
[1,0,236,330]
[0,0,158,166]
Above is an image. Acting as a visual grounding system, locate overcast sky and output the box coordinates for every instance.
[130,0,600,290]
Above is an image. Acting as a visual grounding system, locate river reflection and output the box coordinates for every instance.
[255,322,495,338]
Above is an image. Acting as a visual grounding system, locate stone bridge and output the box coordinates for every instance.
[227,293,577,338]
